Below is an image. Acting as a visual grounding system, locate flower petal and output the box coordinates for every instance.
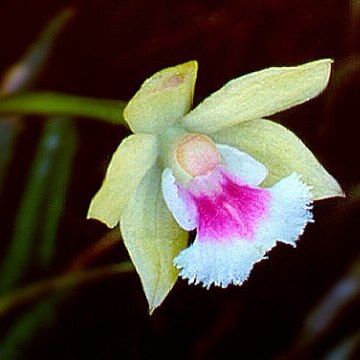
[217,143,267,186]
[174,239,265,288]
[87,134,158,228]
[212,119,344,200]
[121,164,188,314]
[182,59,332,133]
[188,168,271,241]
[173,169,313,288]
[124,61,198,133]
[256,173,313,251]
[172,167,271,288]
[161,168,197,231]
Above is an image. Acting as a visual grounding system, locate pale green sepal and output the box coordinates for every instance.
[182,59,332,133]
[212,119,344,200]
[124,61,198,134]
[120,164,188,314]
[87,134,159,228]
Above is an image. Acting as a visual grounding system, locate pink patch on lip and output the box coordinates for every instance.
[186,168,271,243]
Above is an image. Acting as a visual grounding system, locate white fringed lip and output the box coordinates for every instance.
[162,143,313,288]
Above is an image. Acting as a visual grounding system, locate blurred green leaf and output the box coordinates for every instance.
[0,120,19,193]
[0,7,75,197]
[349,0,360,50]
[1,296,58,355]
[299,255,360,344]
[0,7,126,339]
[0,262,133,317]
[0,7,74,95]
[37,118,77,267]
[1,261,133,355]
[324,329,360,360]
[0,118,77,293]
[0,92,127,125]
[280,254,360,359]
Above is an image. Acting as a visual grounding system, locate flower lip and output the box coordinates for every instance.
[162,143,314,289]
[175,134,220,177]
[188,166,271,242]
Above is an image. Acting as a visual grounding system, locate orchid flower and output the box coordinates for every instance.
[87,60,343,313]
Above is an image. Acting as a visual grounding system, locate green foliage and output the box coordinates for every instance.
[0,92,127,125]
[0,118,77,293]
[0,120,18,193]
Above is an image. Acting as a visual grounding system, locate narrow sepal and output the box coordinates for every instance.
[121,164,188,313]
[182,59,332,133]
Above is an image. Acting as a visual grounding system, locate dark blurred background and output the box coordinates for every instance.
[0,1,359,359]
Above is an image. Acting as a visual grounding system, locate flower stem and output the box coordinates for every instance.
[0,262,134,317]
[68,228,121,271]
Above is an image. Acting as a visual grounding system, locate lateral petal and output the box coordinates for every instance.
[161,168,198,231]
[217,143,267,186]
[212,119,344,200]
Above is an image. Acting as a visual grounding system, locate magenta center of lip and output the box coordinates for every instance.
[189,169,271,243]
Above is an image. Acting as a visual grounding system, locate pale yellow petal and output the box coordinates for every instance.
[183,59,332,133]
[212,119,343,200]
[120,164,188,313]
[124,61,198,133]
[87,134,158,228]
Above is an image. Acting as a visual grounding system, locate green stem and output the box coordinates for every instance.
[68,228,121,271]
[0,92,128,125]
[0,262,134,317]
